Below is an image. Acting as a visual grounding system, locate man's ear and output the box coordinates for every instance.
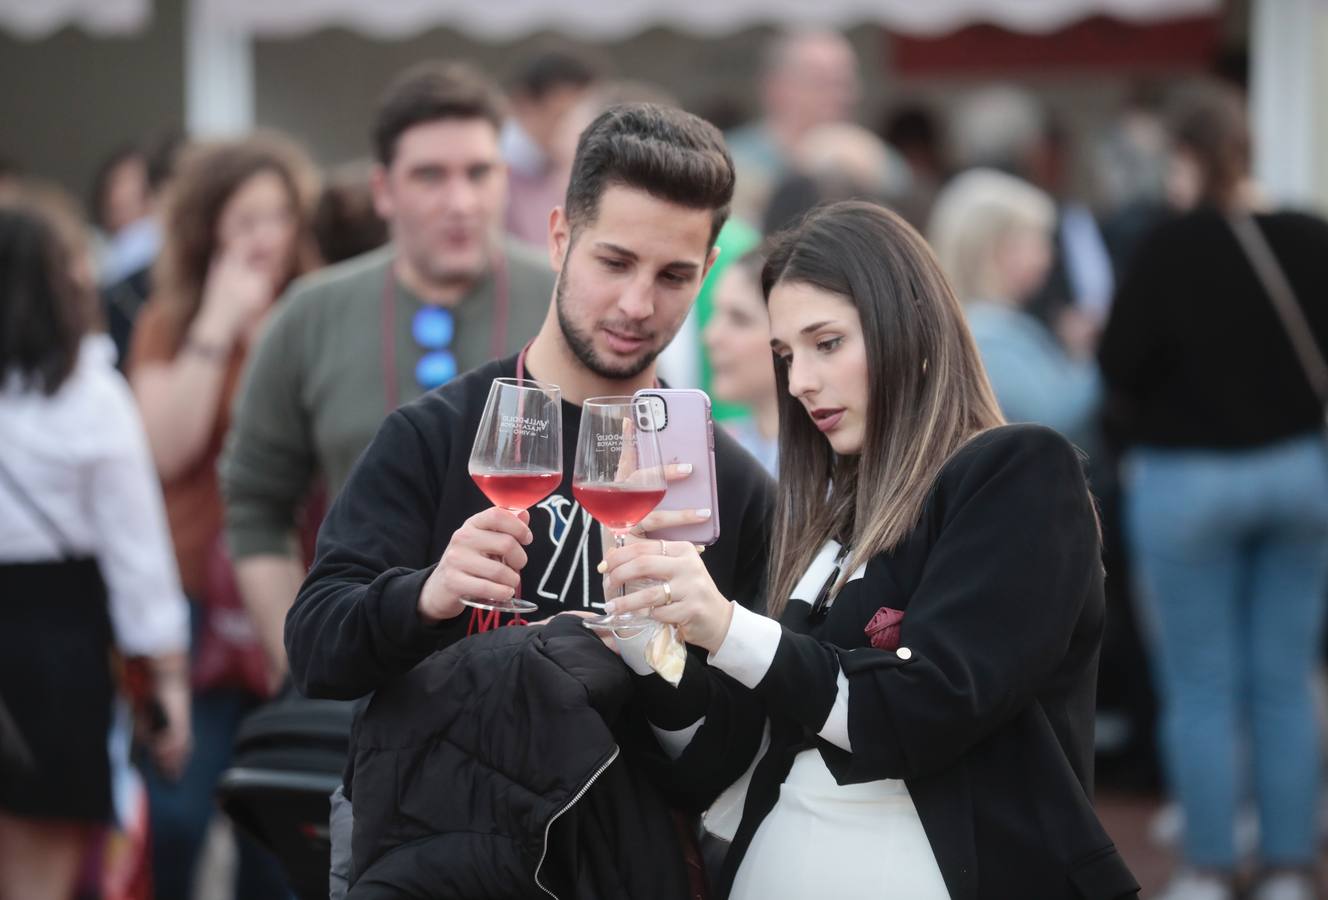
[548,207,571,273]
[370,163,393,222]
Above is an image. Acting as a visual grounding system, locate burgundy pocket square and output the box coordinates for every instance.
[865,606,905,651]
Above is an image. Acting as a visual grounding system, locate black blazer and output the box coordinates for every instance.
[639,424,1139,899]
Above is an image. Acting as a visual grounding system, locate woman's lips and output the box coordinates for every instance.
[812,408,845,433]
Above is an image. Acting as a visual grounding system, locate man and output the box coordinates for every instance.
[286,104,775,892]
[501,48,601,246]
[221,62,555,680]
[725,28,861,225]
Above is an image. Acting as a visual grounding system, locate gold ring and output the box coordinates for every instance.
[662,582,673,605]
[660,539,668,557]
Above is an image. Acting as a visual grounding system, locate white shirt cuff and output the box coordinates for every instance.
[651,718,704,760]
[707,602,782,690]
[817,667,852,752]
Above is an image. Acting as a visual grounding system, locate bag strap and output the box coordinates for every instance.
[0,455,76,557]
[1228,214,1328,414]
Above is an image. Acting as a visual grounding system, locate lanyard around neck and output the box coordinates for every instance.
[380,249,510,413]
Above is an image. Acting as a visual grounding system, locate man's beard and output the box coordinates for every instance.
[555,266,663,380]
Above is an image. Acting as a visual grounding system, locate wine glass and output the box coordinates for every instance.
[573,396,667,630]
[466,377,563,613]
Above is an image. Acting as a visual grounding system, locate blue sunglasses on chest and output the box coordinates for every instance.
[412,306,457,389]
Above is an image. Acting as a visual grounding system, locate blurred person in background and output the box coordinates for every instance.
[128,134,319,900]
[1099,84,1328,900]
[1092,84,1172,274]
[90,145,153,286]
[0,186,190,900]
[703,249,779,474]
[312,160,389,265]
[501,47,601,247]
[102,131,187,368]
[950,85,1115,335]
[726,28,861,225]
[220,62,554,696]
[880,102,949,230]
[929,168,1101,454]
[762,122,907,236]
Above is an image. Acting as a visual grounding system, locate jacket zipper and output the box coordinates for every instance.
[533,745,621,899]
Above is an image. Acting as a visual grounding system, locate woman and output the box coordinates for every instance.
[1099,86,1328,900]
[128,135,318,900]
[603,201,1137,899]
[0,188,190,900]
[928,167,1101,453]
[703,250,779,475]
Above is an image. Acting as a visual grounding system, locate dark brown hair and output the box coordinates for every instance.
[373,61,508,166]
[1170,83,1250,209]
[564,103,734,248]
[761,201,1006,617]
[0,192,88,395]
[152,134,319,351]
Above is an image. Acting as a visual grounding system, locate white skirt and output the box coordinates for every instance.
[729,750,951,900]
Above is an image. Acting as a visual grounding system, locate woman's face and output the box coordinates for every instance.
[768,280,870,456]
[215,170,298,284]
[1166,148,1203,211]
[994,224,1053,306]
[703,266,777,408]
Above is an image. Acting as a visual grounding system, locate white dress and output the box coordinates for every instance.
[728,749,950,900]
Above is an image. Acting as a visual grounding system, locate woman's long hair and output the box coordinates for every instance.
[762,201,1006,618]
[152,134,320,352]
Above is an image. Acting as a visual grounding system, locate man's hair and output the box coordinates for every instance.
[563,103,734,248]
[509,49,600,101]
[373,61,508,166]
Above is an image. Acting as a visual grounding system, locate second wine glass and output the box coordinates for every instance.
[466,377,563,614]
[573,396,667,630]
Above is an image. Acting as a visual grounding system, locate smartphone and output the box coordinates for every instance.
[633,388,721,545]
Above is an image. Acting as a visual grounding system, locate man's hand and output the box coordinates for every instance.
[419,508,533,622]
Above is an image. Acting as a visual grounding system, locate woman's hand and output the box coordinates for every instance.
[600,540,734,655]
[147,661,192,781]
[192,247,276,348]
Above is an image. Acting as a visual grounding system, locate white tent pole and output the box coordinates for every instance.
[185,0,254,137]
[1250,0,1328,210]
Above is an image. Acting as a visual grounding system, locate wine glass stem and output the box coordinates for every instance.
[507,506,526,601]
[614,533,628,599]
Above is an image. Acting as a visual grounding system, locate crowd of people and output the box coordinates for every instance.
[1,25,1327,900]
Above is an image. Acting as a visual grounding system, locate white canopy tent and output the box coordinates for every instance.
[196,0,1219,41]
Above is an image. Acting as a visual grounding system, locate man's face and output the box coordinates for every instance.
[373,118,507,287]
[548,185,718,380]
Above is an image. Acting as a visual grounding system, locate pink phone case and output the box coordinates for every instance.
[634,388,721,545]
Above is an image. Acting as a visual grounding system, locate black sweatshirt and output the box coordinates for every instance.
[1098,206,1328,449]
[285,353,775,701]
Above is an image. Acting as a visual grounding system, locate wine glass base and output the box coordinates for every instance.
[581,612,653,637]
[461,596,539,614]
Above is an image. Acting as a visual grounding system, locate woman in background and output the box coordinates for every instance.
[0,187,190,900]
[128,135,318,900]
[929,167,1101,454]
[1100,85,1328,900]
[703,250,779,474]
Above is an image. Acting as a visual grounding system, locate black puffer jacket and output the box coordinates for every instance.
[346,615,691,899]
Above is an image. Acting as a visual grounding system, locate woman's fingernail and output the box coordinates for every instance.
[596,560,607,574]
[604,601,617,614]
[696,508,712,520]
[678,463,693,475]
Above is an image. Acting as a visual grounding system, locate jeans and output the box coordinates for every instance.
[1125,434,1328,869]
[141,685,292,899]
